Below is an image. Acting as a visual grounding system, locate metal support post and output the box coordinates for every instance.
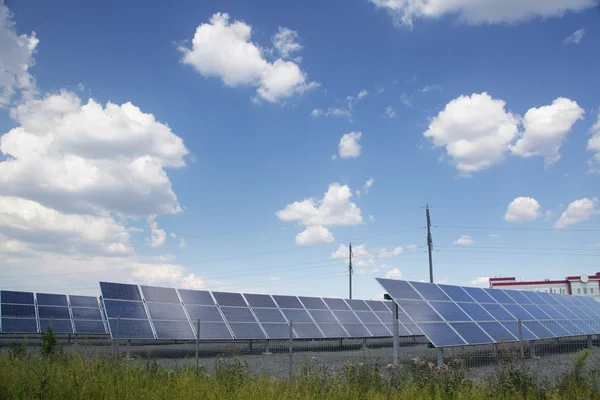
[249,340,253,351]
[263,339,271,355]
[115,316,121,357]
[49,316,53,330]
[362,338,367,358]
[75,334,78,346]
[588,335,593,349]
[195,319,200,374]
[436,347,443,367]
[67,334,71,346]
[288,321,293,378]
[518,319,524,358]
[126,339,131,358]
[393,303,399,365]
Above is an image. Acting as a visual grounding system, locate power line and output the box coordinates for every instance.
[430,204,505,209]
[435,245,600,252]
[436,249,600,257]
[434,225,600,232]
[433,260,600,268]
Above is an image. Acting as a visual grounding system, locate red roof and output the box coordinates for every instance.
[489,277,515,282]
[491,280,567,286]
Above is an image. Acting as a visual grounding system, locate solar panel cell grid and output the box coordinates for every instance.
[100,282,141,301]
[354,311,382,324]
[457,302,495,321]
[342,323,371,337]
[272,295,303,309]
[220,307,257,323]
[108,318,154,339]
[322,298,350,310]
[185,305,224,322]
[461,287,497,303]
[178,289,215,306]
[71,307,102,320]
[417,323,465,347]
[1,318,38,333]
[437,284,475,303]
[38,306,70,319]
[308,310,338,323]
[153,320,195,339]
[243,294,276,308]
[228,323,266,339]
[365,300,390,312]
[318,323,349,338]
[345,299,371,311]
[39,319,73,333]
[69,295,99,308]
[429,301,471,322]
[332,310,360,323]
[36,293,68,307]
[146,303,188,321]
[74,320,106,334]
[484,289,516,304]
[197,322,233,339]
[299,297,328,310]
[503,290,532,304]
[410,282,451,301]
[104,300,148,319]
[141,286,181,304]
[212,292,247,307]
[261,323,293,339]
[252,308,286,323]
[282,309,313,323]
[293,322,324,338]
[376,278,422,300]
[450,322,493,345]
[1,304,36,318]
[396,299,443,322]
[1,291,34,305]
[481,303,516,321]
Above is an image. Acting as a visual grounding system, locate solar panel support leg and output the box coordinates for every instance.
[288,321,293,378]
[195,319,200,375]
[68,334,71,346]
[126,339,131,358]
[436,347,443,367]
[587,335,593,349]
[115,317,120,358]
[249,340,253,351]
[75,334,78,346]
[392,304,399,365]
[263,340,272,355]
[518,319,524,358]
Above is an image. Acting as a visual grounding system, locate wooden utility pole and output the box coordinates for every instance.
[426,205,434,283]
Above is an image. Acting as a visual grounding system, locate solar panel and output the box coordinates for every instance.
[1,304,36,318]
[153,320,195,339]
[104,300,148,319]
[429,301,471,321]
[38,306,70,319]
[272,295,303,309]
[253,308,286,323]
[457,302,495,321]
[74,320,106,334]
[71,307,102,320]
[484,289,516,304]
[450,322,492,344]
[178,289,215,306]
[322,298,351,310]
[140,286,180,304]
[365,300,390,312]
[243,293,276,308]
[107,318,154,339]
[40,319,73,333]
[100,282,141,301]
[69,295,99,308]
[261,323,293,339]
[220,307,257,323]
[228,323,266,339]
[299,296,328,310]
[36,293,68,307]
[503,290,532,304]
[146,303,188,320]
[293,322,324,338]
[410,282,451,301]
[1,291,34,305]
[461,287,496,303]
[1,318,37,333]
[212,292,246,307]
[376,279,422,300]
[308,310,338,323]
[396,299,443,322]
[438,284,474,303]
[282,309,313,323]
[417,323,466,347]
[196,322,233,339]
[345,299,371,311]
[185,305,225,322]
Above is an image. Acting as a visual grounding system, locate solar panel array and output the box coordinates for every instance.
[99,282,397,340]
[377,278,600,348]
[0,290,107,335]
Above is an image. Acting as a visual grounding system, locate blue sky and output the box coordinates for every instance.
[0,0,599,300]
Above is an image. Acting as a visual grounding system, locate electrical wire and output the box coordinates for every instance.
[435,245,600,252]
[434,225,600,232]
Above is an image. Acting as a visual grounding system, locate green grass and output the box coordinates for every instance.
[1,347,599,399]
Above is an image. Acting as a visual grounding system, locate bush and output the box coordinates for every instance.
[41,326,59,356]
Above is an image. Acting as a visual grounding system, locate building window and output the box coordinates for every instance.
[584,287,588,295]
[578,288,581,294]
[591,288,594,294]
[561,288,565,294]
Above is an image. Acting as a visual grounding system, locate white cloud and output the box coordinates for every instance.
[331,243,374,266]
[363,177,374,193]
[277,183,363,227]
[311,108,323,117]
[369,214,375,222]
[420,84,443,93]
[510,98,584,167]
[179,238,187,248]
[384,105,396,119]
[153,254,177,262]
[453,235,474,246]
[355,267,379,276]
[338,132,362,159]
[147,216,166,247]
[504,197,541,223]
[385,268,403,279]
[470,277,489,287]
[563,28,585,45]
[170,232,177,238]
[406,244,417,249]
[179,13,316,103]
[424,92,519,174]
[0,90,188,217]
[313,89,367,119]
[271,27,302,59]
[269,277,280,281]
[554,197,598,228]
[131,263,205,290]
[377,246,403,258]
[295,225,335,245]
[588,110,600,173]
[489,233,500,238]
[347,89,369,109]
[369,0,596,28]
[400,92,413,107]
[0,5,38,106]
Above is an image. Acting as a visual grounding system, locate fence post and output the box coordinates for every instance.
[436,347,443,367]
[392,303,399,365]
[49,316,53,330]
[288,321,293,378]
[116,316,121,357]
[195,319,200,374]
[587,335,593,349]
[126,339,131,358]
[518,318,524,358]
[263,339,271,355]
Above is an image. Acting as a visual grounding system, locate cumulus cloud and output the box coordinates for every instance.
[510,98,584,167]
[470,277,489,287]
[295,225,334,245]
[406,244,417,249]
[338,132,362,159]
[453,235,474,246]
[179,13,317,103]
[312,89,368,119]
[554,197,598,228]
[588,110,600,173]
[384,105,396,119]
[489,233,500,238]
[424,93,583,174]
[331,243,374,266]
[132,263,205,290]
[377,247,403,258]
[424,92,519,174]
[369,0,596,28]
[147,216,166,247]
[179,238,187,248]
[504,197,541,223]
[363,178,374,193]
[153,254,177,262]
[385,268,403,279]
[0,5,39,106]
[563,28,585,45]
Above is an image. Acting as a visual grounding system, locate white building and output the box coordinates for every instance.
[489,273,600,301]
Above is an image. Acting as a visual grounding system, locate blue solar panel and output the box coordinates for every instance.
[141,286,180,303]
[364,323,392,336]
[365,300,390,312]
[153,320,195,339]
[527,321,563,338]
[319,323,350,338]
[273,295,304,309]
[484,289,516,304]
[429,301,471,321]
[438,284,474,303]
[1,304,36,318]
[197,322,233,339]
[178,289,215,305]
[322,298,351,310]
[354,311,382,324]
[282,309,313,323]
[342,323,371,337]
[212,292,246,307]
[74,320,106,334]
[221,307,257,323]
[552,305,578,319]
[253,308,286,323]
[345,299,371,311]
[243,294,276,308]
[293,322,324,338]
[458,302,495,321]
[40,319,73,333]
[411,282,451,301]
[521,291,547,305]
[503,290,532,304]
[261,323,293,339]
[566,306,589,318]
[38,306,70,319]
[332,310,360,323]
[501,321,537,341]
[481,303,516,321]
[1,291,34,305]
[146,303,188,320]
[308,310,338,323]
[376,278,422,300]
[299,296,328,309]
[71,307,102,320]
[108,318,154,339]
[536,292,561,306]
[581,306,600,318]
[450,322,493,345]
[36,293,68,307]
[1,318,37,333]
[502,304,534,321]
[104,300,148,319]
[185,305,224,322]
[100,282,141,301]
[462,287,497,303]
[396,299,443,322]
[228,323,266,339]
[478,321,517,342]
[417,323,465,346]
[69,295,99,308]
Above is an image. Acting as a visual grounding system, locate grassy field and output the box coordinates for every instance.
[1,339,600,399]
